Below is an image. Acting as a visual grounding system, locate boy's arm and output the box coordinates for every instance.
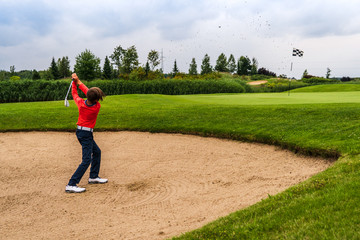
[78,82,88,95]
[71,81,83,107]
[71,73,88,106]
[72,73,88,95]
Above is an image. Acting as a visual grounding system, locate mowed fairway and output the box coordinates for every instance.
[1,85,360,239]
[173,91,360,105]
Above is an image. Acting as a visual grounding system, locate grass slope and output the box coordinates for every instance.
[291,83,360,92]
[1,91,360,239]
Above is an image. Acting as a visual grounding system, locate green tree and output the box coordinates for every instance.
[227,54,236,73]
[103,56,112,79]
[110,45,125,75]
[50,57,60,79]
[215,53,228,72]
[201,54,212,75]
[326,67,331,79]
[110,45,139,74]
[145,61,150,76]
[237,56,251,75]
[57,56,71,78]
[74,49,101,80]
[172,60,179,76]
[251,57,258,75]
[129,67,147,81]
[17,70,32,79]
[32,69,41,80]
[147,50,160,71]
[10,65,15,76]
[123,45,139,74]
[188,58,198,75]
[302,69,308,78]
[0,70,7,81]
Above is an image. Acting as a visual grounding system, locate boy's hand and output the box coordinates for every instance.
[72,73,81,85]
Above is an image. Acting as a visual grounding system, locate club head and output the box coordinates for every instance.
[65,99,70,107]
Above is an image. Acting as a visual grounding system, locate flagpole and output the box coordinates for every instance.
[290,48,304,96]
[288,62,293,96]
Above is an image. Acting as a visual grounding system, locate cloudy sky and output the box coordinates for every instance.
[1,0,360,78]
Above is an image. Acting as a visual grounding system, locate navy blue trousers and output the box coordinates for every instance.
[68,130,101,186]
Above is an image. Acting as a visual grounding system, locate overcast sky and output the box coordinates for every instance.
[1,0,360,78]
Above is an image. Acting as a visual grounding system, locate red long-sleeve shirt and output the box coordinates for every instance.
[72,81,101,129]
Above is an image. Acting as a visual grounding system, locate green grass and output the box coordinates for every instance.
[1,89,360,239]
[291,83,360,92]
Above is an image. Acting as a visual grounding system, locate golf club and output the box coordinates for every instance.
[64,79,73,107]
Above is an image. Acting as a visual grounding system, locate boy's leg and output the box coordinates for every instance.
[89,140,101,179]
[68,131,93,186]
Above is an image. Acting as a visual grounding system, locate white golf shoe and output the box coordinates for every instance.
[65,185,86,193]
[88,177,108,184]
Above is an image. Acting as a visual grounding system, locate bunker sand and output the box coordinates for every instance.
[0,132,332,240]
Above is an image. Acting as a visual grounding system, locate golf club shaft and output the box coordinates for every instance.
[65,79,73,100]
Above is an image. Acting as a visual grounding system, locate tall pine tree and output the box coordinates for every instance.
[237,56,251,75]
[251,57,258,75]
[201,54,212,75]
[58,56,71,78]
[145,61,150,76]
[227,54,236,74]
[103,56,112,79]
[172,60,179,75]
[188,58,198,75]
[50,57,60,79]
[215,53,228,72]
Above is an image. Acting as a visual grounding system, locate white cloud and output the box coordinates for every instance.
[1,0,360,77]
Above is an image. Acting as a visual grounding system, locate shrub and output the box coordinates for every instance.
[0,78,247,103]
[301,77,340,84]
[258,67,276,77]
[129,67,147,81]
[341,77,352,82]
[250,74,272,80]
[10,76,21,81]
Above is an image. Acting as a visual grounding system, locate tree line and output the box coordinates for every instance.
[0,45,278,81]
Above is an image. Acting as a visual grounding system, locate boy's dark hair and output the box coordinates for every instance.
[87,87,105,102]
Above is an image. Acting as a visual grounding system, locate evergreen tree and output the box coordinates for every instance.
[237,56,251,75]
[57,56,71,78]
[103,56,112,79]
[74,49,101,80]
[145,61,150,76]
[50,57,60,79]
[251,57,258,75]
[227,54,236,73]
[32,69,41,80]
[201,54,212,75]
[188,58,198,75]
[215,53,228,72]
[172,60,179,75]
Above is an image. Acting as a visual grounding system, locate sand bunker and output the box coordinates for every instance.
[0,131,332,239]
[248,80,268,85]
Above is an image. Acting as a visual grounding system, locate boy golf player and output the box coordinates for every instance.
[65,73,107,193]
